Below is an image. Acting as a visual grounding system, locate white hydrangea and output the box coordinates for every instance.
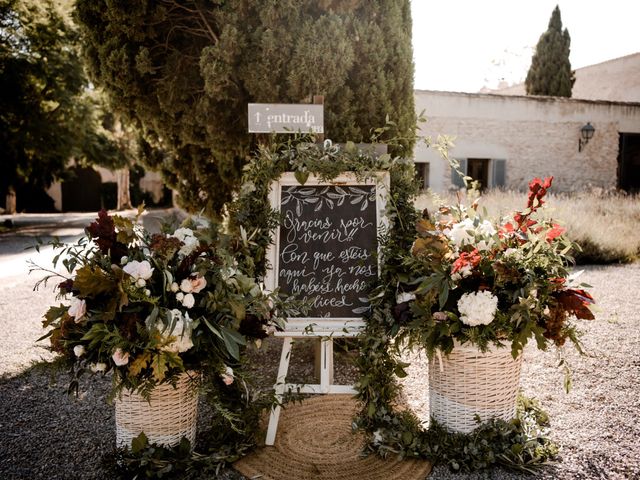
[457,290,498,326]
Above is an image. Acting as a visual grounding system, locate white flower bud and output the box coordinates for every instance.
[221,366,234,385]
[90,362,107,373]
[176,292,184,301]
[120,256,128,265]
[136,278,146,288]
[112,348,130,366]
[73,345,85,357]
[170,282,179,293]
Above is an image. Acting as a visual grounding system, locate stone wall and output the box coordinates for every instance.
[414,90,640,192]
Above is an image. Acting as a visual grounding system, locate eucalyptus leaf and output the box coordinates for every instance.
[294,170,310,185]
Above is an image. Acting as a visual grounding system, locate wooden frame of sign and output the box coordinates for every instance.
[264,171,389,445]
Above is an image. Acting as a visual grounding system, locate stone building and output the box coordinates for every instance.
[414,53,640,194]
[415,78,640,194]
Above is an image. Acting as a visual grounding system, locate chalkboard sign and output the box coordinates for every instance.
[266,172,389,333]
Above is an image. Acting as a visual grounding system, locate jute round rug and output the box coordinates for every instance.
[234,395,432,480]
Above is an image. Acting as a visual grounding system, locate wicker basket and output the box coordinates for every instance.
[428,342,522,433]
[115,372,199,448]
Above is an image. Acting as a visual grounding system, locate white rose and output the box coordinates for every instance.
[123,260,154,281]
[170,282,179,293]
[457,290,498,326]
[112,348,130,366]
[180,278,193,293]
[73,345,85,357]
[182,293,195,309]
[176,292,184,302]
[68,297,87,322]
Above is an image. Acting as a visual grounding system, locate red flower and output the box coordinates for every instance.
[527,176,553,210]
[546,224,566,243]
[451,249,481,274]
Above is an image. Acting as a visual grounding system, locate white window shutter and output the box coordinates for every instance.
[491,159,506,188]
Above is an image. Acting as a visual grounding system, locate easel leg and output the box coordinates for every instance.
[320,338,334,393]
[265,337,293,446]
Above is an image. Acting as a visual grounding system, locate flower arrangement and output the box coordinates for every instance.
[36,209,288,397]
[400,177,595,358]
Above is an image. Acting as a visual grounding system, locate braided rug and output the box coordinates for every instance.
[234,395,431,480]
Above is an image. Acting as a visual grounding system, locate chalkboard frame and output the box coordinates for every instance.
[265,172,390,335]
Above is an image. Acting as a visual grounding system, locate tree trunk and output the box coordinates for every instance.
[5,186,17,214]
[116,168,132,210]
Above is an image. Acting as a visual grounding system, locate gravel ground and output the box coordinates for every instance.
[1,232,638,480]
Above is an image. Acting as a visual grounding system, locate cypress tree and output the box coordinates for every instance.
[74,0,415,216]
[525,5,574,97]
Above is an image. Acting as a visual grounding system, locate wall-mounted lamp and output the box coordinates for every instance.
[578,122,595,152]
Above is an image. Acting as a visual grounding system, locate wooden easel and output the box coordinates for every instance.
[265,320,363,446]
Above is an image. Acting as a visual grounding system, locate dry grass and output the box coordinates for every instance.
[416,189,640,264]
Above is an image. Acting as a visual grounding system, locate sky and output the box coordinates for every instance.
[411,0,640,92]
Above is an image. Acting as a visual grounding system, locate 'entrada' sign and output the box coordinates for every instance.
[248,103,324,134]
[266,172,389,333]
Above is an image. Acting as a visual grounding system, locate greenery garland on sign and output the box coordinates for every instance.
[228,128,419,278]
[230,128,559,473]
